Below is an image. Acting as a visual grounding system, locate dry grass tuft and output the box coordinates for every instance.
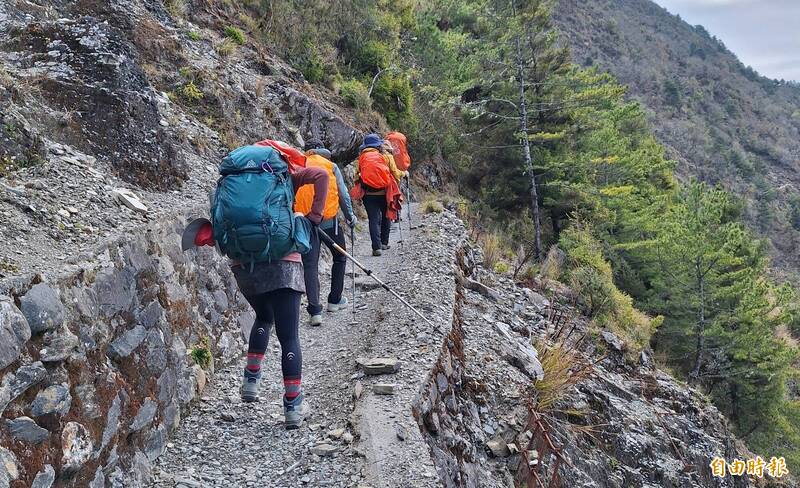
[532,337,594,413]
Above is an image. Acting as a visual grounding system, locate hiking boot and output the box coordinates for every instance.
[309,314,323,326]
[283,392,305,430]
[240,369,261,403]
[381,244,391,250]
[372,249,382,256]
[327,296,349,312]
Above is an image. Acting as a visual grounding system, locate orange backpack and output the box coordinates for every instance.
[358,150,392,190]
[386,132,411,171]
[294,154,339,219]
[255,140,307,169]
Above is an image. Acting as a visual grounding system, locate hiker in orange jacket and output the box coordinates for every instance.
[295,139,357,326]
[352,133,406,256]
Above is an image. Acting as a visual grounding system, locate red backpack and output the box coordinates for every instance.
[358,150,392,189]
[386,132,411,171]
[254,140,307,170]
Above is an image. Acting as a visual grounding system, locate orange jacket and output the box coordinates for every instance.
[294,153,339,219]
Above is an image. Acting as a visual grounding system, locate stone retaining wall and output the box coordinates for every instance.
[0,210,250,488]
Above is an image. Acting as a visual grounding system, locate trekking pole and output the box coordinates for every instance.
[317,230,439,331]
[350,225,357,325]
[397,214,404,248]
[406,176,413,232]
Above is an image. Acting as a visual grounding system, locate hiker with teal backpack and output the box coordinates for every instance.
[186,142,329,429]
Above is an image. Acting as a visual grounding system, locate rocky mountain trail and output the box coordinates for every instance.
[151,207,459,488]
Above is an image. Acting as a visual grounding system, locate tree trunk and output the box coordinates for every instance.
[690,261,706,382]
[514,34,542,260]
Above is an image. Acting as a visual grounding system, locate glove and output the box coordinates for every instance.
[348,216,358,228]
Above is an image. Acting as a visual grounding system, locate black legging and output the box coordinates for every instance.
[302,225,347,316]
[363,194,391,251]
[244,288,302,388]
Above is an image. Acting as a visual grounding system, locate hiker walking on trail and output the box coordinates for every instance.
[295,139,357,327]
[350,133,406,256]
[184,142,329,429]
[385,131,413,228]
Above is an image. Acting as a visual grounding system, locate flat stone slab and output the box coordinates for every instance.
[373,384,397,395]
[311,443,339,457]
[356,357,401,375]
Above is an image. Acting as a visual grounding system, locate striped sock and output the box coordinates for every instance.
[284,377,302,400]
[246,353,264,375]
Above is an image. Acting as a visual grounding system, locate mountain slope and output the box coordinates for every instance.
[553,0,800,278]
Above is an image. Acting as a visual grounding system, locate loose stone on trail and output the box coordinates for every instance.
[111,188,149,214]
[312,443,339,457]
[357,357,401,375]
[373,383,397,395]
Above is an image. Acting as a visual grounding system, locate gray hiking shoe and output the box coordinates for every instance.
[240,369,261,403]
[283,392,305,430]
[372,249,382,256]
[381,244,390,250]
[327,296,348,312]
[309,314,323,326]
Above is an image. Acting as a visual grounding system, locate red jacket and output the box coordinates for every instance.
[350,178,403,221]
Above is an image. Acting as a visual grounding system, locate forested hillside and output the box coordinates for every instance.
[552,0,800,279]
[253,0,800,472]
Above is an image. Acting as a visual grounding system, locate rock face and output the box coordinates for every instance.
[414,242,752,488]
[0,0,367,281]
[0,211,250,487]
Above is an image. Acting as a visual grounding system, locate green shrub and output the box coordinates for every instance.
[493,262,510,274]
[339,78,371,109]
[559,226,656,352]
[421,200,444,214]
[190,338,212,369]
[187,30,202,41]
[216,39,237,57]
[165,0,186,18]
[371,74,416,131]
[180,81,203,101]
[224,26,246,45]
[343,39,392,75]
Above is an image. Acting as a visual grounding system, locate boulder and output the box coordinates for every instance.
[6,416,49,443]
[19,284,66,334]
[108,325,146,359]
[0,297,30,369]
[61,422,93,472]
[31,465,55,488]
[486,437,511,458]
[39,325,80,362]
[130,398,157,432]
[0,361,47,414]
[101,393,123,450]
[601,330,625,352]
[31,384,72,417]
[0,447,19,487]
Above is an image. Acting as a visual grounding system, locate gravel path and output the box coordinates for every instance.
[150,207,464,488]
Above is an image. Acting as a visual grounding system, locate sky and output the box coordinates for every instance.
[653,0,800,81]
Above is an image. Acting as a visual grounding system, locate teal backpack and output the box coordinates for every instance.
[211,145,312,267]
